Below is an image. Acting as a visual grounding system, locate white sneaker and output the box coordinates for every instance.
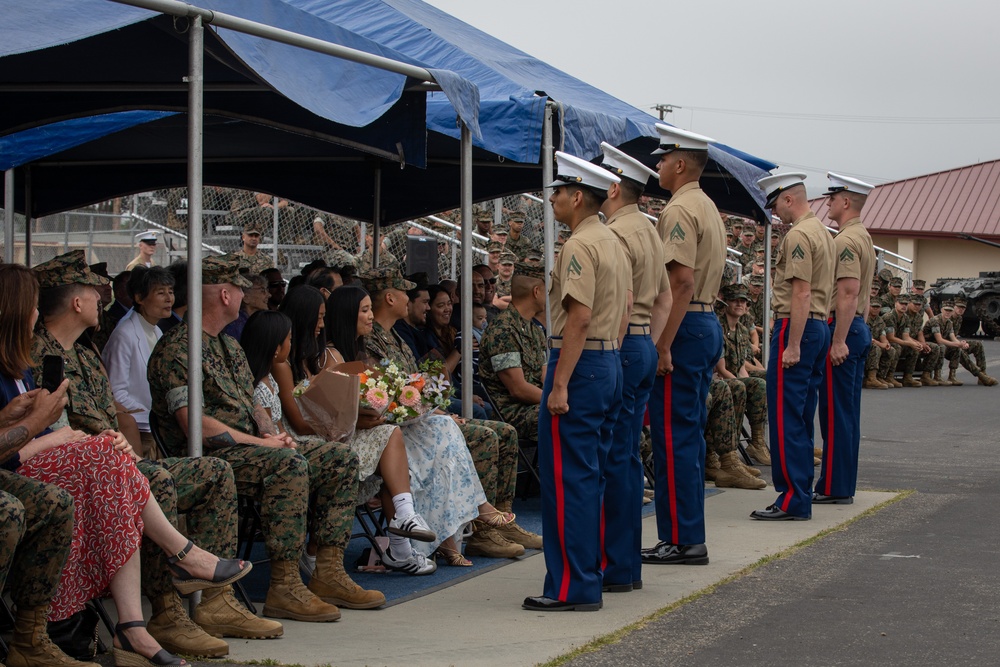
[382,545,437,576]
[388,512,437,542]
[299,550,316,576]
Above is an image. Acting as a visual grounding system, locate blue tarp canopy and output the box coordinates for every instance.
[1,0,484,165]
[2,0,775,222]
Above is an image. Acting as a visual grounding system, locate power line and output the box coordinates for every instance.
[767,159,892,184]
[643,104,1000,126]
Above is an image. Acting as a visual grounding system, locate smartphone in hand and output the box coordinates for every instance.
[41,355,65,393]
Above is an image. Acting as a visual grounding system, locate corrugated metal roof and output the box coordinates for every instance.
[809,159,1000,239]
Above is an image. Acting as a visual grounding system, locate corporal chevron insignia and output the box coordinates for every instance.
[791,244,805,260]
[568,254,583,277]
[669,222,686,242]
[839,247,855,262]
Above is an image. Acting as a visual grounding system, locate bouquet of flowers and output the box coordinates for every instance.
[362,359,454,425]
[291,369,359,443]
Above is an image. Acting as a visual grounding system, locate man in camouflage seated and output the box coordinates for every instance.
[479,262,547,442]
[29,251,281,655]
[703,379,765,490]
[148,255,383,623]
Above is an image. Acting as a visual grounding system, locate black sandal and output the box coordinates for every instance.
[113,620,186,667]
[166,540,252,595]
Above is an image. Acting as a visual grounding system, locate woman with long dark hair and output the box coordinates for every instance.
[325,285,511,567]
[0,264,249,667]
[247,300,437,575]
[277,286,327,383]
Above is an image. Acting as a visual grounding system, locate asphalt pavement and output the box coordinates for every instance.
[567,339,1000,667]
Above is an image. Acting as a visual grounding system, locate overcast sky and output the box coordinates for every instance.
[424,0,1000,195]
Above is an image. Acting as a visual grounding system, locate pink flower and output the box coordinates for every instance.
[365,387,389,412]
[399,385,422,408]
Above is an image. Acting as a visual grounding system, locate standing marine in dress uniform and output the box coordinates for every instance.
[643,125,725,565]
[815,173,876,505]
[126,231,158,271]
[750,173,835,521]
[522,151,629,612]
[597,142,669,591]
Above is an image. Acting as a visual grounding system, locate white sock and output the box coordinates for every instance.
[388,534,411,555]
[392,492,415,519]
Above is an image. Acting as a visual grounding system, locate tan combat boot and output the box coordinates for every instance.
[464,526,526,558]
[5,606,99,667]
[492,502,542,549]
[947,369,963,386]
[193,586,283,639]
[978,372,998,386]
[147,592,229,657]
[919,371,939,386]
[886,374,903,388]
[902,373,922,387]
[740,459,762,477]
[307,546,385,609]
[714,451,766,490]
[704,449,721,482]
[263,560,341,622]
[863,370,887,389]
[932,369,952,386]
[745,431,771,465]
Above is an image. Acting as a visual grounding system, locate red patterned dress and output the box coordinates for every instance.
[17,435,151,621]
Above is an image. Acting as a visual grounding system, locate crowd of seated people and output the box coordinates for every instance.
[1,247,560,665]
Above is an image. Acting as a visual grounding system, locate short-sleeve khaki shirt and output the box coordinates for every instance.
[607,204,669,326]
[830,217,875,316]
[771,211,836,316]
[549,215,629,340]
[656,182,726,305]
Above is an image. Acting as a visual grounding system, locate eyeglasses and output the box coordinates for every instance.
[268,280,287,289]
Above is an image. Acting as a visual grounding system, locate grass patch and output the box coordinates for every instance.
[536,490,914,667]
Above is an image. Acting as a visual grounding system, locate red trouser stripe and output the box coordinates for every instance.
[599,504,607,571]
[551,414,571,601]
[824,354,835,495]
[777,319,794,513]
[662,374,679,545]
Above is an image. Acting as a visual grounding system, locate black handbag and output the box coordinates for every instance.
[47,605,100,660]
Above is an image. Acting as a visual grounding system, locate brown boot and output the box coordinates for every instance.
[933,369,951,386]
[739,459,762,477]
[464,527,525,558]
[864,370,887,389]
[147,592,229,657]
[704,450,721,481]
[714,452,766,490]
[902,373,922,387]
[492,502,542,549]
[307,546,385,609]
[745,431,771,465]
[263,560,341,622]
[978,372,998,386]
[947,369,963,386]
[920,371,939,386]
[193,587,283,639]
[5,606,99,667]
[886,375,903,388]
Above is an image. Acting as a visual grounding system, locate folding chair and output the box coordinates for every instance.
[479,386,541,499]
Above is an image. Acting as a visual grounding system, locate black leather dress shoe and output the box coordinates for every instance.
[602,582,633,593]
[640,542,709,565]
[632,579,643,590]
[522,596,602,611]
[812,493,854,504]
[750,504,810,521]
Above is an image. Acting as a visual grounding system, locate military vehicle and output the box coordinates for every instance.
[927,271,1000,337]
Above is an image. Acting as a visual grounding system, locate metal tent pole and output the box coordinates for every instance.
[23,169,32,266]
[186,15,205,457]
[4,170,13,263]
[762,216,772,368]
[373,164,381,268]
[271,196,279,265]
[542,103,555,332]
[459,122,473,419]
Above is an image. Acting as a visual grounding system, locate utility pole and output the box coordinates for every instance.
[653,103,681,120]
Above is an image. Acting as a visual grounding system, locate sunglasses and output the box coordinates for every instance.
[268,280,287,288]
